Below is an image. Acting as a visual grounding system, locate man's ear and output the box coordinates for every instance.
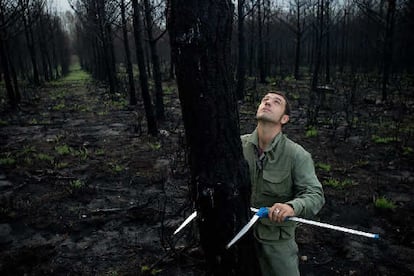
[281,114,290,125]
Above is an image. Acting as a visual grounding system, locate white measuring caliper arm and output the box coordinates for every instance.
[173,207,380,248]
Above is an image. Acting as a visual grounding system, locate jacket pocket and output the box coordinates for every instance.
[255,219,296,242]
[262,169,291,197]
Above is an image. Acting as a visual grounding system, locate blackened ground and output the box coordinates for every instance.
[0,77,413,275]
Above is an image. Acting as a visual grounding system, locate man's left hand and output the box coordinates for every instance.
[269,203,295,223]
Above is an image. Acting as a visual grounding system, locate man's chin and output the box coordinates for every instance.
[257,115,278,124]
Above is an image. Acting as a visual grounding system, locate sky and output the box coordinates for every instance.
[50,0,73,12]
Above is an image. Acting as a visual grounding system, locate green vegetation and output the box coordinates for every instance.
[55,162,69,169]
[62,63,91,82]
[141,265,162,275]
[316,162,332,172]
[371,134,399,144]
[305,126,318,138]
[0,153,16,166]
[148,141,161,151]
[52,102,66,111]
[323,178,354,189]
[106,98,128,110]
[355,159,370,167]
[97,110,109,116]
[95,148,105,156]
[70,179,85,190]
[36,153,54,162]
[374,196,396,210]
[55,144,72,155]
[0,119,9,126]
[110,163,124,173]
[403,146,413,156]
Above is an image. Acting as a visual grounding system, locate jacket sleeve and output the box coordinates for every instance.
[285,145,325,218]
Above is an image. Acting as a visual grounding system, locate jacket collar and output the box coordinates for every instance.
[247,128,283,152]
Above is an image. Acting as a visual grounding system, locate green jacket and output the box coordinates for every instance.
[241,129,325,244]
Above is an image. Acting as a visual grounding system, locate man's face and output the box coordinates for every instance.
[256,93,289,125]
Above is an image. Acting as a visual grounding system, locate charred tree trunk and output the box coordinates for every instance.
[325,0,331,84]
[168,0,258,274]
[294,0,303,80]
[120,0,137,105]
[308,0,325,126]
[257,0,266,83]
[132,0,157,136]
[236,0,246,100]
[22,11,40,85]
[96,0,116,94]
[311,0,324,91]
[248,0,255,76]
[143,0,165,121]
[0,37,16,107]
[381,0,396,101]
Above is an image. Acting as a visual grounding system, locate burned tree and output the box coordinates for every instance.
[168,0,258,274]
[132,0,157,136]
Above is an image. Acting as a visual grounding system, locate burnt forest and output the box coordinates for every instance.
[0,0,413,275]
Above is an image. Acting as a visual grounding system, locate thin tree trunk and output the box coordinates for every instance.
[325,0,331,84]
[143,0,165,121]
[294,1,302,80]
[257,0,265,83]
[96,0,115,93]
[236,0,246,100]
[381,0,396,101]
[311,0,324,90]
[248,0,255,76]
[22,11,40,85]
[168,0,259,274]
[120,0,137,105]
[0,38,16,107]
[132,0,157,136]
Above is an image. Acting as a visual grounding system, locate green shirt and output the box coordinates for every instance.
[241,129,325,243]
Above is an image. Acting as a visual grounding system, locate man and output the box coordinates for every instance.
[241,91,325,275]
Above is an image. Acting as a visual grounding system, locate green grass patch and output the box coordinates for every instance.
[0,119,8,126]
[0,155,16,166]
[72,147,89,161]
[316,162,331,172]
[148,142,161,151]
[70,179,85,190]
[141,265,162,275]
[374,196,396,210]
[371,135,399,144]
[55,162,69,169]
[62,63,91,82]
[49,63,91,85]
[95,148,105,156]
[110,163,125,173]
[305,126,318,138]
[55,144,73,155]
[36,153,54,162]
[403,146,413,156]
[323,178,353,189]
[52,102,66,111]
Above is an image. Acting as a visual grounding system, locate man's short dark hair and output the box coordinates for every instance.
[268,91,291,116]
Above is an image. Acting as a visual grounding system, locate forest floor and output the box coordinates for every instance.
[0,66,414,275]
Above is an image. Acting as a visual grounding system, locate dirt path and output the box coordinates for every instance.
[1,72,414,275]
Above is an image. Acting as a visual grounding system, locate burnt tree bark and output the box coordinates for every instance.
[132,0,157,136]
[21,2,40,86]
[120,0,137,105]
[236,0,246,100]
[143,0,165,121]
[257,0,266,83]
[381,0,396,101]
[168,0,258,275]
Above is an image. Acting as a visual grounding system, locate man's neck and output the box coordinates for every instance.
[256,121,282,150]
